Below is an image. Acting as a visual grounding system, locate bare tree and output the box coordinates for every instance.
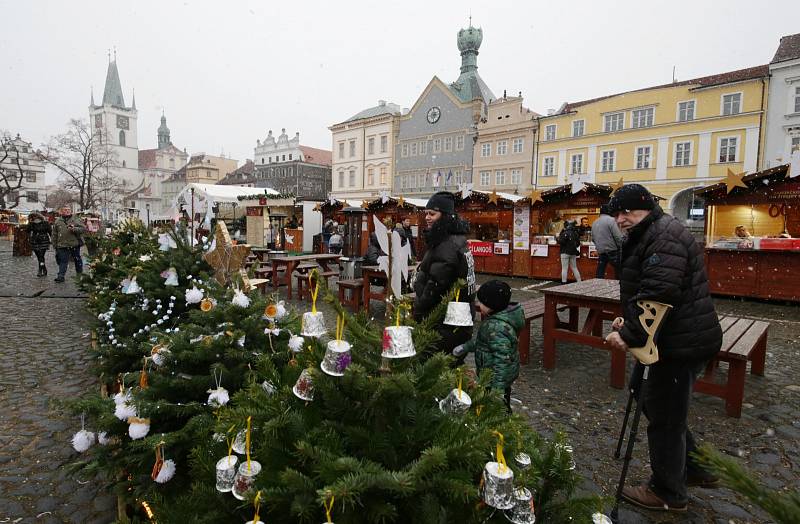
[41,118,124,211]
[0,132,28,209]
[45,188,77,210]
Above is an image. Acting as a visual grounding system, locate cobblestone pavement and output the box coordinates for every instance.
[0,245,116,523]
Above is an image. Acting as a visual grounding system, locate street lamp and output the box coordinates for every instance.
[145,203,150,229]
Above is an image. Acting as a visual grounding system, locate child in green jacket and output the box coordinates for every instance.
[453,280,523,412]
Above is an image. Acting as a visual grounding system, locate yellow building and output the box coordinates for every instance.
[536,65,768,220]
[185,153,239,185]
[473,94,539,193]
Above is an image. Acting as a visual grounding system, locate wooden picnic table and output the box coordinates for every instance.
[270,254,341,298]
[361,264,419,313]
[541,279,625,388]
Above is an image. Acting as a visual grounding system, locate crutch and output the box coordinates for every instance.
[607,300,672,523]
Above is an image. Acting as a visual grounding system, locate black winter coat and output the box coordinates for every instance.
[557,225,580,256]
[618,206,722,362]
[413,215,476,352]
[27,218,52,251]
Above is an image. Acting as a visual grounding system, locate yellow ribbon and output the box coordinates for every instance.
[395,302,410,327]
[252,491,262,522]
[457,370,463,400]
[454,288,460,302]
[226,425,235,462]
[308,269,320,314]
[492,431,508,474]
[246,416,252,473]
[324,494,335,523]
[336,314,344,341]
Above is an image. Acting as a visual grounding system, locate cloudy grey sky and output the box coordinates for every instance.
[2,0,799,167]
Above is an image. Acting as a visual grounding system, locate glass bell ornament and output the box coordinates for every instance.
[232,460,261,501]
[481,461,515,510]
[215,455,239,493]
[301,311,326,337]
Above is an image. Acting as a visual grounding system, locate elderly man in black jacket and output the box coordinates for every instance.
[605,184,722,513]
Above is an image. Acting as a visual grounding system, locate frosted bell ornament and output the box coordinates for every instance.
[443,290,472,327]
[592,513,612,524]
[232,460,261,500]
[504,487,536,524]
[292,368,315,401]
[128,417,151,440]
[71,414,95,453]
[215,455,238,493]
[301,271,326,337]
[382,303,415,358]
[514,452,531,470]
[232,430,247,454]
[321,316,352,376]
[161,267,179,286]
[185,285,204,304]
[438,388,472,415]
[482,432,515,510]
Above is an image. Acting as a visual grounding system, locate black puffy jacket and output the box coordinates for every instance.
[618,206,722,362]
[557,223,580,256]
[413,215,476,351]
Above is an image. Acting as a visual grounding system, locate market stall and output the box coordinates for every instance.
[696,164,800,302]
[362,195,427,259]
[520,183,614,281]
[455,190,520,275]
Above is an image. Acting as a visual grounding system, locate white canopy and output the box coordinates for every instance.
[174,183,279,205]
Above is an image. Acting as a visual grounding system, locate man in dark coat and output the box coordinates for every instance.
[52,206,85,283]
[605,184,722,512]
[413,191,476,353]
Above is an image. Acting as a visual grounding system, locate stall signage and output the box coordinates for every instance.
[531,244,549,257]
[468,241,493,257]
[513,205,530,251]
[494,242,510,255]
[258,197,267,205]
[246,207,263,216]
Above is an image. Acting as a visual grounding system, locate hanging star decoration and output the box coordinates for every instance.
[203,222,251,286]
[457,181,473,199]
[487,190,500,205]
[526,189,543,204]
[609,177,625,195]
[379,190,391,204]
[571,176,586,194]
[313,202,322,212]
[724,168,748,194]
[361,199,371,209]
[397,196,405,207]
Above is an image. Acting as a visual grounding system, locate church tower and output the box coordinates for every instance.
[157,113,171,149]
[89,52,140,193]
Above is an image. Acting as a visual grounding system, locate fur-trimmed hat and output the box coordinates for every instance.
[425,191,456,215]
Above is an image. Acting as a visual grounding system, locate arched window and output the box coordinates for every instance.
[119,130,126,147]
[122,160,126,167]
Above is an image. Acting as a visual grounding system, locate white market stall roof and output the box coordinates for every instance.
[470,189,524,203]
[174,183,279,205]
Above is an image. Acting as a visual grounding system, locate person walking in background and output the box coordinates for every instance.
[26,211,52,277]
[400,217,417,260]
[413,191,476,354]
[52,206,85,283]
[592,204,624,278]
[605,184,722,513]
[557,220,581,283]
[453,280,521,413]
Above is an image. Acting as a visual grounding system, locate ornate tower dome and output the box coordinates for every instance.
[157,113,171,149]
[457,24,483,64]
[450,22,495,104]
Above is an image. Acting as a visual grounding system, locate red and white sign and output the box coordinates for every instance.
[494,242,510,255]
[468,241,493,257]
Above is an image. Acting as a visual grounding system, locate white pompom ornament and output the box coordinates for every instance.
[232,288,251,308]
[207,387,230,407]
[114,401,137,421]
[288,334,304,352]
[128,417,150,440]
[97,431,111,445]
[72,429,95,453]
[154,459,176,483]
[185,285,204,304]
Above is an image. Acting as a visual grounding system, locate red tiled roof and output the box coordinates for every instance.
[299,146,332,167]
[138,148,158,169]
[219,160,255,185]
[557,65,769,115]
[772,33,800,64]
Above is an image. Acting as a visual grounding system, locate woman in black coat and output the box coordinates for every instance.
[27,212,52,277]
[413,192,476,353]
[557,220,582,283]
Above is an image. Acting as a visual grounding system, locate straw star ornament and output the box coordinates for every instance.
[488,190,500,205]
[526,189,543,204]
[203,222,251,286]
[724,168,748,194]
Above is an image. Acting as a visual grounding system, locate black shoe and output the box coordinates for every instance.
[37,267,43,277]
[687,471,720,488]
[54,277,65,283]
[42,266,47,276]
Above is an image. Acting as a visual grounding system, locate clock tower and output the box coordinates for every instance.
[89,54,141,198]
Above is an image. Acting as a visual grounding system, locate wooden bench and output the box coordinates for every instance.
[296,268,339,301]
[337,279,363,312]
[693,315,768,417]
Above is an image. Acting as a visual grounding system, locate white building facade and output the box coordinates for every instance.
[764,33,800,168]
[0,134,47,211]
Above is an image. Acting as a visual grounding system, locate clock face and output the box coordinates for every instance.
[116,115,129,130]
[426,106,441,124]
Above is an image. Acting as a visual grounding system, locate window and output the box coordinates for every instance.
[269,156,272,163]
[410,142,417,156]
[170,158,175,168]
[444,136,453,151]
[497,140,508,155]
[542,157,555,177]
[495,170,506,185]
[481,143,491,157]
[349,140,356,157]
[282,154,286,161]
[675,141,692,166]
[26,191,38,203]
[719,137,738,163]
[368,137,375,155]
[792,136,800,152]
[380,135,388,153]
[380,167,387,184]
[678,100,695,122]
[545,124,556,141]
[338,142,344,159]
[367,168,374,186]
[456,135,464,150]
[794,87,800,114]
[401,144,408,157]
[22,147,28,153]
[512,137,524,153]
[417,173,426,188]
[631,107,654,128]
[119,130,126,146]
[570,153,583,174]
[600,150,616,172]
[572,120,585,137]
[604,112,624,132]
[122,160,126,167]
[348,169,355,187]
[26,172,36,183]
[635,146,652,170]
[479,170,490,186]
[420,141,427,155]
[288,154,292,160]
[433,138,442,153]
[22,159,28,165]
[722,93,742,115]
[408,174,416,188]
[511,168,522,185]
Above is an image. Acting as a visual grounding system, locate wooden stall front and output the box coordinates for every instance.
[362,197,426,260]
[697,164,800,302]
[239,194,299,249]
[520,184,615,281]
[455,191,518,276]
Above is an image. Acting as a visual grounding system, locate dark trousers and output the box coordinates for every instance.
[56,246,83,278]
[33,249,47,266]
[504,386,512,413]
[631,360,705,506]
[596,250,619,278]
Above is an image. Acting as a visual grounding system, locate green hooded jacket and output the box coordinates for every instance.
[463,303,524,390]
[52,215,86,248]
